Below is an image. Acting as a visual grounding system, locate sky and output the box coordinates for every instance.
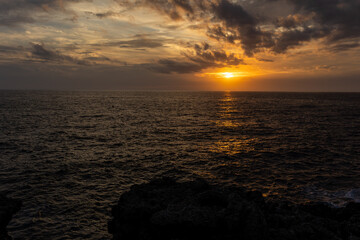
[0,0,359,91]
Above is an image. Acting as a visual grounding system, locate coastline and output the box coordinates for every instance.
[109,178,360,240]
[2,179,360,239]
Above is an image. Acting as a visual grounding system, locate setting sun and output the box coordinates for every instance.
[222,72,234,78]
[199,70,251,81]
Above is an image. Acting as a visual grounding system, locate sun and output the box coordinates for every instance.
[222,72,234,78]
[199,70,249,80]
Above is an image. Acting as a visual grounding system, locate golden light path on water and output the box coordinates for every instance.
[209,92,255,156]
[188,91,257,182]
[206,92,286,198]
[181,91,302,199]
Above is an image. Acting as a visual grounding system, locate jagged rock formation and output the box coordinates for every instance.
[0,195,21,240]
[109,178,360,240]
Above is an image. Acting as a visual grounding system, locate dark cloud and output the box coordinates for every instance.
[329,42,360,52]
[126,0,360,55]
[93,37,166,49]
[209,0,275,56]
[187,42,244,66]
[85,11,118,19]
[275,14,312,29]
[126,0,270,56]
[126,0,275,56]
[119,0,212,21]
[114,39,165,48]
[172,0,194,13]
[0,14,35,27]
[147,42,244,74]
[257,58,274,62]
[288,0,360,42]
[212,0,255,26]
[268,0,360,51]
[31,43,91,65]
[84,56,111,61]
[84,10,126,19]
[0,45,24,53]
[205,0,360,54]
[206,26,239,44]
[147,59,205,74]
[84,55,127,65]
[273,27,327,53]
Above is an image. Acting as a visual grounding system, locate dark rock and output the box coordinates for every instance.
[109,178,360,240]
[0,194,21,240]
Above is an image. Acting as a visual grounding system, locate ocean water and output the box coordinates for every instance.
[0,91,359,239]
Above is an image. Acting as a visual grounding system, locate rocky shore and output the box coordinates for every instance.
[0,195,21,240]
[109,178,360,240]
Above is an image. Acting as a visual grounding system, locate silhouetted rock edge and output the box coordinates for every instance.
[0,194,22,240]
[109,178,360,240]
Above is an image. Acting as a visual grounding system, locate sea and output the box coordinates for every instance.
[0,91,359,239]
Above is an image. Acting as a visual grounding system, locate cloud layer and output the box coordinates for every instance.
[0,0,359,91]
[123,0,360,55]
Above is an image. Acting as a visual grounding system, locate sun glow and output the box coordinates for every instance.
[222,72,234,78]
[216,71,247,79]
[198,67,264,82]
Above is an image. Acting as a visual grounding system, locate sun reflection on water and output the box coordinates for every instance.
[210,92,256,155]
[210,138,255,155]
[218,91,237,119]
[215,120,242,128]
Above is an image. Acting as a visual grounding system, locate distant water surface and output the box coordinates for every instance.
[0,91,359,239]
